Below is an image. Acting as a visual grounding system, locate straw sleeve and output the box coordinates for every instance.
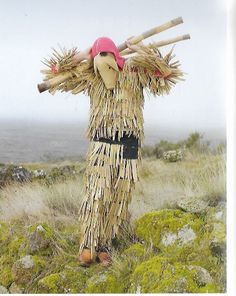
[40,47,95,95]
[127,45,184,96]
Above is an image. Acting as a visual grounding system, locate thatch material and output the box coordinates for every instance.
[125,45,184,97]
[78,141,140,258]
[39,44,184,256]
[39,45,183,143]
[40,45,183,90]
[42,46,78,72]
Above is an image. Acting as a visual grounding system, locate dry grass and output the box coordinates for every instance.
[0,177,84,224]
[0,151,226,226]
[130,151,226,220]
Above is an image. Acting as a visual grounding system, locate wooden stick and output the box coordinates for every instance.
[38,17,185,93]
[37,72,72,93]
[120,34,190,56]
[118,17,183,52]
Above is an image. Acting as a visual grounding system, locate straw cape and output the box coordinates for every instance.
[40,43,184,259]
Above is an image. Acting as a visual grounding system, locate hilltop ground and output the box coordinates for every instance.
[0,134,226,293]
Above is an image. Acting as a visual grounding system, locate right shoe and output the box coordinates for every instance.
[78,248,94,267]
[97,251,112,267]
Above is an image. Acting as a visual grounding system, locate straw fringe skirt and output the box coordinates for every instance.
[78,140,141,257]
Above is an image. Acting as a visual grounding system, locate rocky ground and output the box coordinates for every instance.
[0,148,226,293]
[0,196,226,293]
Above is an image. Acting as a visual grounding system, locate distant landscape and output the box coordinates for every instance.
[0,119,226,164]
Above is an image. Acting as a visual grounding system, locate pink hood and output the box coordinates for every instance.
[91,37,125,69]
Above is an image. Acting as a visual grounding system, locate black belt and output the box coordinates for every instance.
[93,133,139,159]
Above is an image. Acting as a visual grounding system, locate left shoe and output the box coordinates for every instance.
[79,248,94,267]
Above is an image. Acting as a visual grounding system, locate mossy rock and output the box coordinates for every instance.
[197,283,222,293]
[129,255,218,293]
[37,265,98,293]
[60,268,89,293]
[177,196,209,213]
[28,223,54,255]
[12,255,45,285]
[208,221,226,259]
[121,243,156,269]
[135,209,204,250]
[122,243,146,260]
[85,271,125,294]
[159,226,223,282]
[0,222,28,287]
[187,265,213,287]
[205,204,226,224]
[37,273,61,293]
[0,165,32,187]
[134,209,225,286]
[28,223,53,238]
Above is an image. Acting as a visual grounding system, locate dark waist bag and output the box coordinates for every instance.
[93,133,139,159]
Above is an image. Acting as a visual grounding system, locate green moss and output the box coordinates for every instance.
[101,243,151,293]
[35,254,75,276]
[135,209,207,267]
[0,265,13,287]
[0,210,225,294]
[55,223,81,253]
[37,267,90,293]
[32,255,46,271]
[159,231,210,265]
[135,209,203,248]
[121,243,155,270]
[134,210,225,291]
[61,268,89,293]
[27,223,54,255]
[0,223,28,287]
[129,256,200,293]
[85,272,125,293]
[9,236,27,256]
[129,256,164,293]
[12,255,46,285]
[37,273,61,293]
[197,283,221,293]
[205,206,225,223]
[123,243,145,259]
[28,223,54,239]
[209,222,225,244]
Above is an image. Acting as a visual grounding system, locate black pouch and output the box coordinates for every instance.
[93,132,139,160]
[122,135,138,159]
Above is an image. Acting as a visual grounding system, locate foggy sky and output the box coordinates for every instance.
[0,0,226,131]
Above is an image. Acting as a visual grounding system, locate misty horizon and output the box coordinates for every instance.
[0,119,226,164]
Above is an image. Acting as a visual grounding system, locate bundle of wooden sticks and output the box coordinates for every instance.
[38,17,190,93]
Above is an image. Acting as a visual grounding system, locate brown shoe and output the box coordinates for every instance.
[97,251,112,266]
[79,248,94,267]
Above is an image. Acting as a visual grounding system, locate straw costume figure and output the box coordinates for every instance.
[38,18,189,267]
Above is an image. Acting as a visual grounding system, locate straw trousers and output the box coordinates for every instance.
[78,137,140,256]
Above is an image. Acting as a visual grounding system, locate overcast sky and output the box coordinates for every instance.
[0,0,226,131]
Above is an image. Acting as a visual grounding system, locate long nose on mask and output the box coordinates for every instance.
[93,53,119,89]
